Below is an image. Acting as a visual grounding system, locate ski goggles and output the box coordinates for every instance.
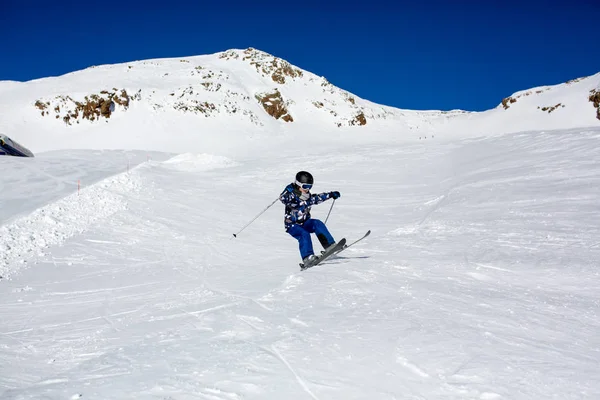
[295,180,313,190]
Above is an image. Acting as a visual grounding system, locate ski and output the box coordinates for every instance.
[332,230,371,256]
[300,238,347,270]
[300,230,371,270]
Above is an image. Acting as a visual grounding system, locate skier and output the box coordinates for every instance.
[279,171,341,265]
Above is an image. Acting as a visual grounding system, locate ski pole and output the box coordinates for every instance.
[324,198,336,224]
[233,197,279,238]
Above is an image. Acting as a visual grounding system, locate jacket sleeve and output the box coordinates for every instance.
[279,188,305,223]
[310,192,333,205]
[279,187,300,207]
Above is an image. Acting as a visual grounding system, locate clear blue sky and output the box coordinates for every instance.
[1,0,599,111]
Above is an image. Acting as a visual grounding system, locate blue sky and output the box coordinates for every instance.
[1,0,599,111]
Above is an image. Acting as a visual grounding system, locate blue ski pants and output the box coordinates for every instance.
[287,219,335,259]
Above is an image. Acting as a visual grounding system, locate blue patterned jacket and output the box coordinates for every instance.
[279,183,333,230]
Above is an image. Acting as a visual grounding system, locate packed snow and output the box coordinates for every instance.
[1,50,599,399]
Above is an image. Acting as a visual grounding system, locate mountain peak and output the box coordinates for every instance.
[0,49,599,154]
[219,47,305,85]
[17,47,376,130]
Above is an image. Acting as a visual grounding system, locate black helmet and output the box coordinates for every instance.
[295,171,314,188]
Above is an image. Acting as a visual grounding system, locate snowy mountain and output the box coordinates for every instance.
[1,47,599,155]
[1,49,600,399]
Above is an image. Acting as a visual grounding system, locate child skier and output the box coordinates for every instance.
[279,171,341,264]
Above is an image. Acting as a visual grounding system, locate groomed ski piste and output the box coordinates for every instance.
[1,50,600,399]
[2,128,599,399]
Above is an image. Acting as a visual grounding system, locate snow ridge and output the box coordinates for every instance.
[0,167,143,279]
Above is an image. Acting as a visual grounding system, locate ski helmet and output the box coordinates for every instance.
[295,171,314,188]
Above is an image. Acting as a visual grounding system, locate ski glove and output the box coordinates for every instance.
[329,191,341,199]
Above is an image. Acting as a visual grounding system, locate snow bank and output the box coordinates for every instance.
[0,169,143,279]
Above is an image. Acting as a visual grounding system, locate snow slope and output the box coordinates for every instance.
[1,128,600,399]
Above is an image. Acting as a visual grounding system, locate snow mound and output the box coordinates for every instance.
[161,153,238,171]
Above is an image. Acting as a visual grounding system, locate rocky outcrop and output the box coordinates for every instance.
[35,89,136,125]
[255,90,293,122]
[241,48,303,85]
[590,89,600,120]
